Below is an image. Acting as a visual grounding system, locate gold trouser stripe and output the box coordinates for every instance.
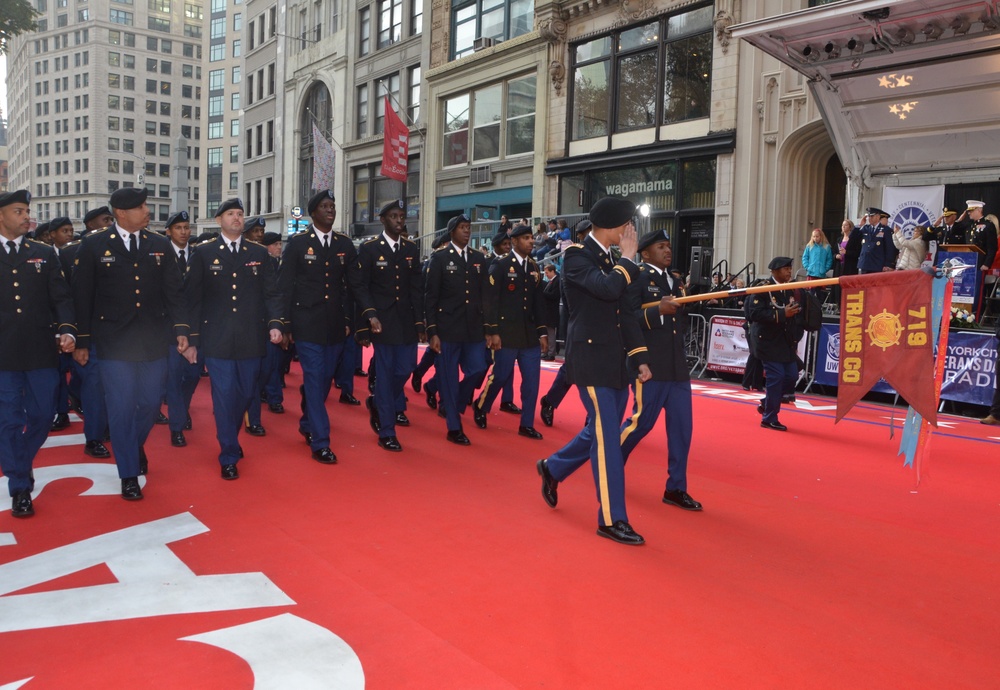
[586,386,614,527]
[243,411,250,427]
[476,370,494,408]
[620,378,644,446]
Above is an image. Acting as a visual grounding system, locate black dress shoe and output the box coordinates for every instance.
[260,390,268,402]
[518,426,543,440]
[339,392,361,406]
[378,436,403,452]
[597,521,645,545]
[68,393,83,413]
[245,424,266,436]
[221,463,239,480]
[425,389,437,409]
[139,447,148,476]
[184,415,193,430]
[536,459,558,508]
[238,446,244,459]
[761,420,788,431]
[756,402,764,415]
[365,395,381,434]
[354,368,368,377]
[171,431,187,447]
[539,397,554,427]
[84,440,111,458]
[437,406,446,418]
[411,372,422,393]
[121,477,143,500]
[446,430,471,445]
[499,401,521,414]
[155,412,169,425]
[11,491,34,517]
[662,490,703,511]
[473,405,487,429]
[299,428,313,445]
[312,447,338,464]
[395,412,410,426]
[268,403,285,414]
[51,413,70,431]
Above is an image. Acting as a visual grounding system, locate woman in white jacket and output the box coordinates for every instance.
[892,225,929,270]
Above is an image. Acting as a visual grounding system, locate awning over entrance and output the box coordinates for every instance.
[732,1,1000,183]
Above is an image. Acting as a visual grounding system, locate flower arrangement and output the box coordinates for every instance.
[950,306,978,329]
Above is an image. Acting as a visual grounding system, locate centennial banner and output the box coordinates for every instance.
[837,270,936,423]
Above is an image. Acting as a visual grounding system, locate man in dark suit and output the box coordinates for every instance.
[746,256,802,432]
[71,187,190,500]
[185,199,284,479]
[424,214,489,445]
[541,264,560,360]
[351,199,424,452]
[0,190,77,517]
[535,197,650,546]
[276,191,355,464]
[163,210,200,447]
[474,224,547,439]
[619,230,701,512]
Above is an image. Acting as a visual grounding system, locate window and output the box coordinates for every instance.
[442,74,536,165]
[110,9,133,25]
[123,160,134,175]
[233,13,242,30]
[210,44,224,61]
[124,54,135,68]
[230,145,239,163]
[231,92,241,109]
[146,79,157,93]
[146,99,157,114]
[211,17,225,38]
[108,94,120,109]
[247,74,254,105]
[374,73,399,135]
[208,122,223,139]
[146,121,156,134]
[146,141,157,155]
[210,0,223,10]
[359,7,370,56]
[357,84,368,138]
[443,94,469,166]
[267,121,274,152]
[159,164,170,177]
[78,9,89,20]
[124,97,135,111]
[472,84,501,160]
[147,57,158,72]
[160,81,171,95]
[149,16,170,31]
[408,65,421,123]
[109,73,121,88]
[162,39,172,53]
[209,69,224,91]
[411,0,421,35]
[160,102,170,116]
[232,66,241,83]
[109,51,121,66]
[108,137,120,151]
[184,2,202,19]
[207,147,223,166]
[184,23,202,38]
[232,39,241,56]
[231,119,240,136]
[505,75,535,155]
[124,75,135,89]
[183,64,193,77]
[209,95,223,116]
[160,143,170,156]
[160,123,170,136]
[230,172,239,189]
[109,159,120,173]
[451,0,532,59]
[161,61,171,75]
[377,0,402,48]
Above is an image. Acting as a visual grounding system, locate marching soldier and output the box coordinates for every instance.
[474,224,548,439]
[185,199,284,480]
[241,216,274,438]
[163,211,200,447]
[260,231,287,413]
[82,206,114,236]
[49,217,76,432]
[0,190,77,517]
[71,187,190,501]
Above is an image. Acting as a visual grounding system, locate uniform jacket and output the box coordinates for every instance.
[857,222,897,273]
[277,226,356,345]
[72,227,188,361]
[935,223,966,246]
[58,240,81,282]
[562,236,648,389]
[1,239,76,371]
[542,272,561,327]
[628,263,688,382]
[350,233,424,345]
[745,278,801,363]
[484,252,547,349]
[967,217,998,269]
[424,244,489,343]
[185,237,284,359]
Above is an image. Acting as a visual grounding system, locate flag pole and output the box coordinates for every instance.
[672,277,841,305]
[377,80,424,136]
[304,108,342,149]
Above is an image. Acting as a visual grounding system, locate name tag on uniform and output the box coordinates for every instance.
[101,255,115,264]
[648,283,661,295]
[376,255,389,268]
[446,261,458,273]
[210,258,223,272]
[304,253,317,262]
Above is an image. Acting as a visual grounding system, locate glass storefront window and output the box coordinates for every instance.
[682,158,715,209]
[473,84,502,160]
[443,94,470,166]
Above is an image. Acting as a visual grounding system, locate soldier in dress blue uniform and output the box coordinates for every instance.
[163,210,200,448]
[0,190,77,517]
[276,191,356,464]
[241,216,276,438]
[351,199,425,452]
[411,231,451,406]
[423,214,490,446]
[82,206,114,236]
[618,230,702,512]
[474,224,548,439]
[933,208,965,246]
[185,199,284,479]
[535,197,651,546]
[260,231,288,413]
[49,217,76,433]
[857,207,897,274]
[71,187,190,500]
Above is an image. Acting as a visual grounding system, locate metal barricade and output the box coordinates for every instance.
[685,313,708,377]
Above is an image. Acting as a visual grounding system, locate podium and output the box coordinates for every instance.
[938,244,984,309]
[939,244,985,256]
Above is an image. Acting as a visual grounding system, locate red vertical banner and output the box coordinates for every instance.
[837,270,936,424]
[381,97,409,182]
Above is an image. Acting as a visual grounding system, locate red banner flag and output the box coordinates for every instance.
[381,97,409,182]
[837,269,936,424]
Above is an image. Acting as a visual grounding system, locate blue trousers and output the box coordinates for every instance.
[262,341,285,405]
[206,357,261,465]
[437,340,487,432]
[334,337,357,395]
[762,359,797,424]
[477,346,541,427]
[71,356,107,442]
[470,348,515,405]
[0,369,58,495]
[246,342,283,427]
[543,363,572,407]
[297,341,344,451]
[166,347,201,432]
[55,354,72,416]
[546,386,630,527]
[415,347,436,381]
[620,379,693,492]
[100,358,168,478]
[373,342,417,438]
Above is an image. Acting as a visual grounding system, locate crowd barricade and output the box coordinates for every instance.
[685,313,708,377]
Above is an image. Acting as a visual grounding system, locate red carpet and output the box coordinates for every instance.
[2,354,998,688]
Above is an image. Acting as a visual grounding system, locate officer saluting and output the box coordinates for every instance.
[963,200,998,272]
[857,207,897,274]
[71,187,190,501]
[0,190,77,517]
[184,198,284,480]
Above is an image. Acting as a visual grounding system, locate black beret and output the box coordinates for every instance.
[308,190,335,215]
[199,232,219,243]
[165,210,190,228]
[768,256,794,271]
[109,187,148,211]
[0,189,31,208]
[575,219,592,235]
[432,232,450,249]
[491,231,510,248]
[262,231,282,246]
[866,207,889,218]
[510,223,532,239]
[34,222,51,236]
[446,214,471,235]
[216,198,245,217]
[49,217,72,231]
[589,197,636,229]
[83,206,111,224]
[378,199,405,216]
[638,229,671,254]
[242,216,266,234]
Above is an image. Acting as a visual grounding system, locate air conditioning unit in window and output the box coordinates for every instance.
[470,164,492,186]
[473,36,497,51]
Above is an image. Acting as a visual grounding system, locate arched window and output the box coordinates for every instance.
[299,81,333,206]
